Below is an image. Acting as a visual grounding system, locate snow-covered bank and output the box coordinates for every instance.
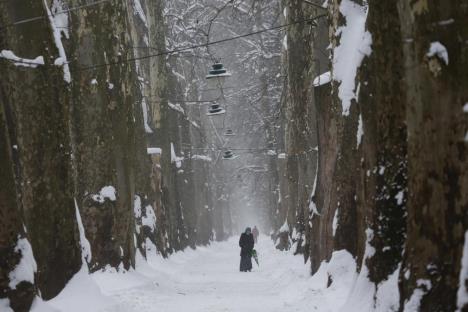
[30,236,368,312]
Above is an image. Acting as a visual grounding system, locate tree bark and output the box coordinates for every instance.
[0,87,36,312]
[397,1,468,310]
[69,0,138,271]
[0,0,81,299]
[358,0,407,286]
[280,0,318,253]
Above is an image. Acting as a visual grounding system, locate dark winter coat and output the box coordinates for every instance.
[239,233,254,257]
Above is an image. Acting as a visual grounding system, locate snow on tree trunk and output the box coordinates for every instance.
[0,89,36,311]
[397,1,468,310]
[68,0,138,271]
[358,0,407,287]
[309,0,364,273]
[0,0,81,299]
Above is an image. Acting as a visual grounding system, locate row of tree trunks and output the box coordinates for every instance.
[302,0,468,309]
[0,0,216,309]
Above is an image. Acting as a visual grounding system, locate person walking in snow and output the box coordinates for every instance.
[252,225,259,243]
[239,227,254,272]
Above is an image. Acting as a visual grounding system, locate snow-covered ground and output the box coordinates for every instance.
[31,236,359,312]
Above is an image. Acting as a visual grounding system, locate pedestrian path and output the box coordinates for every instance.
[95,236,336,312]
[33,235,351,312]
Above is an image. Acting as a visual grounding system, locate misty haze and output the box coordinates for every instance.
[0,0,467,311]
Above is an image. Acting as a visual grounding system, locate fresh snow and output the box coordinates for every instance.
[0,298,13,312]
[51,0,69,39]
[279,220,289,233]
[132,0,148,28]
[191,154,212,162]
[92,186,117,203]
[438,18,455,26]
[134,195,142,219]
[313,71,331,87]
[0,50,44,68]
[282,35,288,50]
[339,228,375,312]
[30,236,370,312]
[170,143,183,168]
[332,209,339,236]
[457,231,468,311]
[147,147,162,155]
[374,265,400,311]
[168,102,185,114]
[75,199,92,264]
[356,113,364,147]
[31,266,114,312]
[379,166,385,175]
[190,120,200,129]
[309,156,319,217]
[426,41,449,65]
[142,98,153,133]
[141,205,157,231]
[404,279,432,312]
[8,236,37,289]
[43,0,71,82]
[332,0,372,116]
[395,191,404,206]
[134,196,142,234]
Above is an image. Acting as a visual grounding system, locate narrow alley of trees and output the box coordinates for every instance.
[0,0,467,311]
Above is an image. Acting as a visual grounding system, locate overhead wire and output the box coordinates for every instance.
[145,98,218,104]
[77,14,327,71]
[2,2,326,160]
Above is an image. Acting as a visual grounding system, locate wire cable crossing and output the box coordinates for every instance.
[77,15,327,71]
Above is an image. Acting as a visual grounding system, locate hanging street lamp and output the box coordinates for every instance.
[222,149,238,160]
[224,129,235,136]
[205,62,231,86]
[206,102,226,116]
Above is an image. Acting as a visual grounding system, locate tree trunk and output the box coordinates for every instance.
[0,0,81,299]
[69,0,138,271]
[280,0,318,253]
[397,1,468,310]
[357,0,408,287]
[0,87,36,312]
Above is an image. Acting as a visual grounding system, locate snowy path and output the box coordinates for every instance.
[34,236,356,312]
[96,236,312,312]
[96,236,340,312]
